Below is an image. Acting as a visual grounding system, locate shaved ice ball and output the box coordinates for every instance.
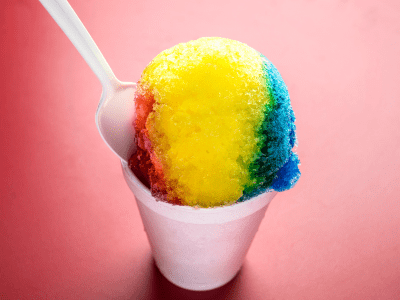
[129,37,300,207]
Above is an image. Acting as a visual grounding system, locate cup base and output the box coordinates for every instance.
[154,259,240,291]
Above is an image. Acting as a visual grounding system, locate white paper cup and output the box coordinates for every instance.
[121,160,277,291]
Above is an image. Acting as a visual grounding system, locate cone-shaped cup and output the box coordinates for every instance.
[122,160,277,291]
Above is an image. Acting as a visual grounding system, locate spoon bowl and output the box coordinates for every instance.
[95,81,136,162]
[39,0,136,162]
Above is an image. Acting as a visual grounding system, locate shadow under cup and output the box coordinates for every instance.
[121,160,277,291]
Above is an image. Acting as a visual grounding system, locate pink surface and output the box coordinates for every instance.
[1,0,399,299]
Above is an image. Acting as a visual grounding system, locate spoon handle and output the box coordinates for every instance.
[39,0,117,91]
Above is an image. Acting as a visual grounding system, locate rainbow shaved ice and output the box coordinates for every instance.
[129,37,300,208]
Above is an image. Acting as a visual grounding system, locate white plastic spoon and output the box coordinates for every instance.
[39,0,136,162]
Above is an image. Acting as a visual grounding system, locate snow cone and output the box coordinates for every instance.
[123,37,300,290]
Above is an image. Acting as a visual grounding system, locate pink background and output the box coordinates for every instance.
[1,0,400,299]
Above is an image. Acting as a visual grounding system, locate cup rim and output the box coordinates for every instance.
[121,159,277,223]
